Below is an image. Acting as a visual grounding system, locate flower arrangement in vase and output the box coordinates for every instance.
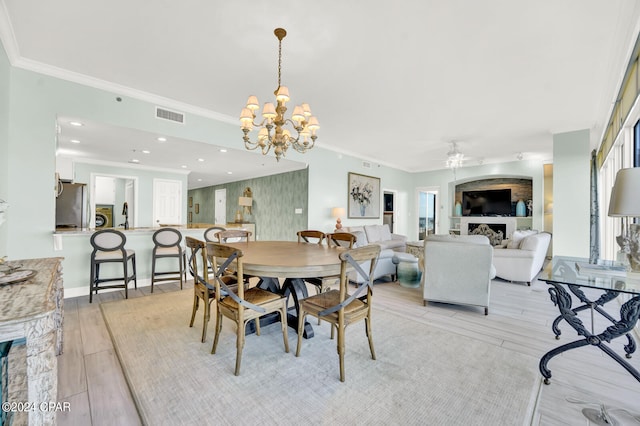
[350,181,373,216]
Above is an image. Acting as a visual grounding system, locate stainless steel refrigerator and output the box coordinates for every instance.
[56,182,89,229]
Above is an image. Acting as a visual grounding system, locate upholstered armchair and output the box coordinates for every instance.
[423,235,495,315]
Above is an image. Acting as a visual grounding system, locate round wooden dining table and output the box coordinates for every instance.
[223,240,346,338]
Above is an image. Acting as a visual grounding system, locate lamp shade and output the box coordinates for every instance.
[331,207,345,218]
[608,167,640,217]
[239,197,253,207]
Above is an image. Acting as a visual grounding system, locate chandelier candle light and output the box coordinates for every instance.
[240,28,319,162]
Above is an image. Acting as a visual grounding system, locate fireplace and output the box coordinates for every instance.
[468,222,506,235]
[460,217,517,238]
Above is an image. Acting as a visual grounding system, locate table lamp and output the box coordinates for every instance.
[608,167,640,271]
[332,207,345,230]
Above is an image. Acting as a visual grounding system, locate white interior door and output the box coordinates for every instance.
[215,189,226,224]
[153,179,182,226]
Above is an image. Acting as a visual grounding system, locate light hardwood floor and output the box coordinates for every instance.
[56,277,640,425]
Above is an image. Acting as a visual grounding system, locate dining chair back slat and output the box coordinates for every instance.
[326,232,357,248]
[215,229,252,243]
[297,230,326,245]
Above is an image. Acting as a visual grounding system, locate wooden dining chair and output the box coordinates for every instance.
[297,230,325,245]
[326,232,357,248]
[295,245,381,382]
[185,237,239,343]
[207,242,289,375]
[215,229,252,243]
[296,230,328,296]
[204,226,226,243]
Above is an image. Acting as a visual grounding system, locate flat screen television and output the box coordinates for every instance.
[462,189,512,216]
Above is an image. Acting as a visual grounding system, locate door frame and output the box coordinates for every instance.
[89,173,139,228]
[416,186,439,239]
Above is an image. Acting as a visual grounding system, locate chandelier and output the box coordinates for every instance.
[446,142,464,169]
[240,28,319,162]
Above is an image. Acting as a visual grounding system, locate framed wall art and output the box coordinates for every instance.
[348,172,380,219]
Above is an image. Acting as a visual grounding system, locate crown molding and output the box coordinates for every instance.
[70,157,190,175]
[12,55,238,125]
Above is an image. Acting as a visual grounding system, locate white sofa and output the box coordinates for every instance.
[423,234,495,315]
[348,248,397,285]
[493,231,551,285]
[336,224,405,284]
[339,224,407,252]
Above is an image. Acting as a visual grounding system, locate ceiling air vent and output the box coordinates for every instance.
[155,107,185,124]
[362,161,372,169]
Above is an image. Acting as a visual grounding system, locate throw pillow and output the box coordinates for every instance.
[378,224,392,241]
[506,230,538,249]
[347,226,369,245]
[350,230,367,248]
[364,225,382,243]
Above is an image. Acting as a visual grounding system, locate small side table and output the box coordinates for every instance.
[406,241,424,276]
[393,253,421,288]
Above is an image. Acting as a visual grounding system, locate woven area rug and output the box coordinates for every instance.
[101,290,540,426]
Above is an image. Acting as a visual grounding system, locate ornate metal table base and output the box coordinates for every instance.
[540,281,640,385]
[252,277,314,339]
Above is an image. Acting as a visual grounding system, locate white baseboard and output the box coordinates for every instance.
[63,278,152,299]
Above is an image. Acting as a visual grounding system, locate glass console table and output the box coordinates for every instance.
[538,256,640,387]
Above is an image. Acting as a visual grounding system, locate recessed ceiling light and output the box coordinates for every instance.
[157,137,167,142]
[197,158,204,162]
[142,150,151,154]
[220,149,227,153]
[181,165,187,168]
[197,178,202,182]
[227,171,232,175]
[69,121,83,127]
[70,139,81,144]
[130,159,140,163]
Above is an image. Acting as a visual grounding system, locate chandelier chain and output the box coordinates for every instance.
[277,37,282,89]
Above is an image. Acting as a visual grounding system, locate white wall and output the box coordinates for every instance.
[552,129,591,257]
[304,148,414,237]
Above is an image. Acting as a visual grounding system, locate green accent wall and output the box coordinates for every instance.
[189,168,308,241]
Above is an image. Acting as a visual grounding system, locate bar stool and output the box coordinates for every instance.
[89,229,137,303]
[151,228,186,292]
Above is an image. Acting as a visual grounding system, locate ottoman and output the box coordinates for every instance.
[392,252,421,288]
